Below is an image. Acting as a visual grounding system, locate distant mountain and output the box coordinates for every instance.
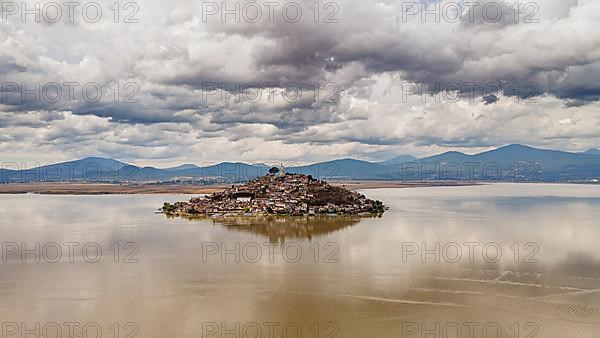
[164,164,200,171]
[2,144,600,183]
[288,159,388,179]
[0,158,268,183]
[379,155,417,165]
[191,162,267,179]
[0,157,139,183]
[252,163,271,169]
[400,144,600,181]
[583,149,600,156]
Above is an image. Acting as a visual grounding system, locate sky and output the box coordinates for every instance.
[1,0,599,167]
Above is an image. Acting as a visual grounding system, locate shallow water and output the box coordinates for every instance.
[1,183,600,337]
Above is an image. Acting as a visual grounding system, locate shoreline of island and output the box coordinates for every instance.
[0,180,485,195]
[161,173,388,217]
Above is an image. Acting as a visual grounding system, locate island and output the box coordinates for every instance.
[161,171,386,217]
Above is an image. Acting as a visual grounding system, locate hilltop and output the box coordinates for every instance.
[3,144,600,184]
[161,173,386,216]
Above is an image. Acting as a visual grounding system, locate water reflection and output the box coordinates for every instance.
[168,214,374,243]
[1,185,600,337]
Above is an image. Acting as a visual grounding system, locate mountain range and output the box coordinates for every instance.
[2,144,600,183]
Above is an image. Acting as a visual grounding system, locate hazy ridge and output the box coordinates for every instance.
[2,144,600,183]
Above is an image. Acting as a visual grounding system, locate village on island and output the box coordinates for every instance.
[162,166,386,217]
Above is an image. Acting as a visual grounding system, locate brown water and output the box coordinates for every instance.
[1,183,600,337]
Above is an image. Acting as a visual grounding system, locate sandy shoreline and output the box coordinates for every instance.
[0,183,230,195]
[0,181,481,195]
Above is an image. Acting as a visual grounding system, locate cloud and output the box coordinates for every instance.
[1,0,600,164]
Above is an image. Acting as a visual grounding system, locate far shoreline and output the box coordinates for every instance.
[1,180,596,195]
[0,181,483,195]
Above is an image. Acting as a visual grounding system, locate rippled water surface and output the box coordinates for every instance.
[1,183,600,337]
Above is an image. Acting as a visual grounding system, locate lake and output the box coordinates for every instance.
[1,183,600,337]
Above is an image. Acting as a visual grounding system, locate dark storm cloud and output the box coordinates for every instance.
[3,0,596,127]
[0,111,65,128]
[548,62,600,105]
[1,0,600,163]
[482,94,499,105]
[174,0,600,106]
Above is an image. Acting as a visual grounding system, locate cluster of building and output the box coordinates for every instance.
[162,173,385,216]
